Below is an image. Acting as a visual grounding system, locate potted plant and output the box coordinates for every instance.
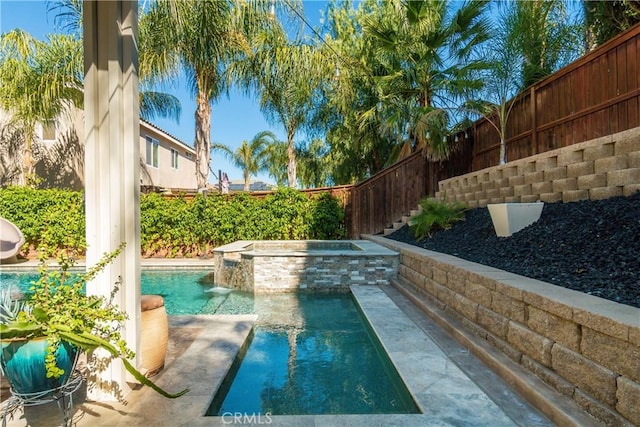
[0,244,188,399]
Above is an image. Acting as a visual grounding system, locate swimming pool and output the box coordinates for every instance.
[1,270,236,315]
[0,270,419,415]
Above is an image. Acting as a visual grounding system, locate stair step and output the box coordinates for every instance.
[383,227,396,235]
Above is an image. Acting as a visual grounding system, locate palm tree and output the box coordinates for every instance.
[0,1,182,186]
[233,26,332,188]
[464,0,584,165]
[360,0,492,160]
[45,0,182,122]
[463,5,523,165]
[503,0,583,88]
[0,30,82,186]
[141,0,272,190]
[211,130,277,191]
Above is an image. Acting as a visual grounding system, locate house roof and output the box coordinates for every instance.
[140,119,195,154]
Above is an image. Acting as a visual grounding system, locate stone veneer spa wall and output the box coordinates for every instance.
[212,240,399,292]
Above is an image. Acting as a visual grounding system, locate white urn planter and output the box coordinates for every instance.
[487,202,544,237]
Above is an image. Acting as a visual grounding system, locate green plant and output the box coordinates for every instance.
[1,187,347,258]
[410,197,468,240]
[0,244,188,399]
[0,287,27,324]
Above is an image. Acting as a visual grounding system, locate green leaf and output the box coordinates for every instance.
[0,321,42,339]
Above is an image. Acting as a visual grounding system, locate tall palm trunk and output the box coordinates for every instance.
[243,169,250,191]
[21,135,35,186]
[194,91,211,189]
[286,126,296,187]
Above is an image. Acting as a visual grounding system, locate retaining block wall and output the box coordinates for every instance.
[437,127,640,207]
[369,236,640,426]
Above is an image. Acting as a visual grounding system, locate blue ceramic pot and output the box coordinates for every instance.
[0,338,77,395]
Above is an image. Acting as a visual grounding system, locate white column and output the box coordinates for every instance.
[83,0,141,400]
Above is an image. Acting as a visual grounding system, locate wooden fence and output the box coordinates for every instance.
[471,23,640,170]
[349,23,640,236]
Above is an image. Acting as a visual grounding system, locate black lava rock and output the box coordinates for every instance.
[384,192,640,309]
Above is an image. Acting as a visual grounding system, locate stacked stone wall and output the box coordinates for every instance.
[437,128,640,207]
[369,236,640,426]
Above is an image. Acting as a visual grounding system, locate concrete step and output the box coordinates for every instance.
[384,205,421,235]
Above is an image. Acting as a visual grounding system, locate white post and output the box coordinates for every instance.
[83,0,141,400]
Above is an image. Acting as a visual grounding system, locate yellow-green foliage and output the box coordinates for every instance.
[0,186,346,258]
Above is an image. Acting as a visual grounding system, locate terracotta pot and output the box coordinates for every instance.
[140,295,168,377]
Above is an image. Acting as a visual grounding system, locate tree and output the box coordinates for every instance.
[464,4,524,165]
[361,0,492,160]
[262,139,289,187]
[0,1,182,186]
[296,138,331,188]
[0,30,82,186]
[315,0,491,185]
[233,21,332,188]
[211,130,277,191]
[140,0,272,189]
[583,0,640,49]
[503,0,583,88]
[464,0,584,165]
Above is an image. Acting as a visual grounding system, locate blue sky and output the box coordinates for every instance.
[0,0,330,185]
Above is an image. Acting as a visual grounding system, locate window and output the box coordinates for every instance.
[41,120,57,141]
[145,136,159,167]
[185,152,193,160]
[171,148,179,169]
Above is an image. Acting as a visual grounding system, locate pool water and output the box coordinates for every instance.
[0,270,240,315]
[208,292,419,415]
[2,270,419,415]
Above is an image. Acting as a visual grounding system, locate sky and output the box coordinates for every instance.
[0,0,331,185]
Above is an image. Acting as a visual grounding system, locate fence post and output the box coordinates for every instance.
[530,87,537,155]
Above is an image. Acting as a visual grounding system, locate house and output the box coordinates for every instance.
[0,108,198,191]
[227,179,277,192]
[138,121,197,191]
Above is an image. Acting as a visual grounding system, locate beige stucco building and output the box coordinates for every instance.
[0,108,198,191]
[138,120,197,191]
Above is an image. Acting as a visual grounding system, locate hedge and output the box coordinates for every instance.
[0,186,346,258]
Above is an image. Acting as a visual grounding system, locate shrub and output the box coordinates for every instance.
[410,197,468,240]
[0,186,86,254]
[0,187,346,258]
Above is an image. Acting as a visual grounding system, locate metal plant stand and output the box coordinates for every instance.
[1,370,84,427]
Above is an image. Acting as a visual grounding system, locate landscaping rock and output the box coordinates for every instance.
[385,192,640,308]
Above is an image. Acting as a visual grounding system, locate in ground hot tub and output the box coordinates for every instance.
[212,240,399,292]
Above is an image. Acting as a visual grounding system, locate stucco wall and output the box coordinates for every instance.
[139,124,197,190]
[437,127,640,208]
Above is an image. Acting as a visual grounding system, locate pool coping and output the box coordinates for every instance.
[213,240,399,257]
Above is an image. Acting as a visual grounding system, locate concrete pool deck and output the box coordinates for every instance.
[1,262,597,426]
